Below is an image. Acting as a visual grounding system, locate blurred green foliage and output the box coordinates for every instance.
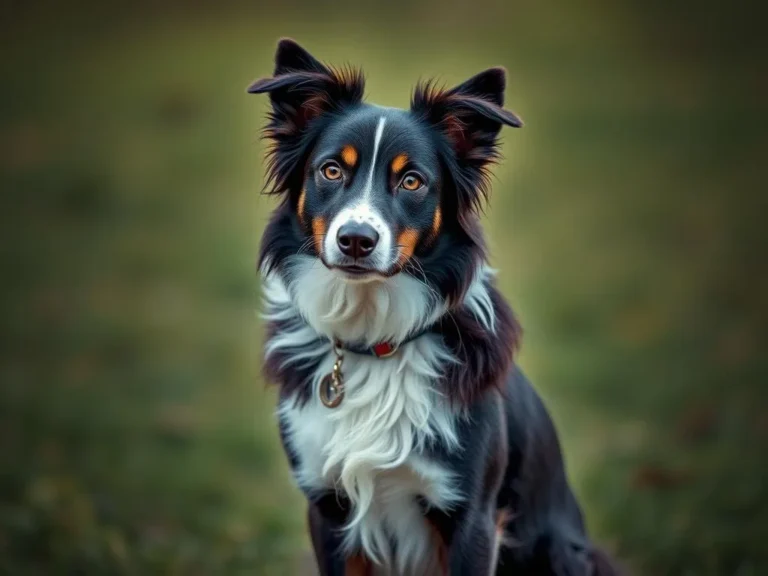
[0,1,765,574]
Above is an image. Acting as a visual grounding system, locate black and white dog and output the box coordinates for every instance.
[248,39,619,576]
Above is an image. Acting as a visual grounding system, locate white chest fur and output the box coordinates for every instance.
[278,337,462,574]
[261,256,500,573]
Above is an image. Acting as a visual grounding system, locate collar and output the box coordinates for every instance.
[334,326,434,358]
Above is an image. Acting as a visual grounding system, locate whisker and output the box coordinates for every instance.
[296,237,315,255]
[403,259,441,306]
[296,233,328,256]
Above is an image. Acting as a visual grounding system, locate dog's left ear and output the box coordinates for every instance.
[247,39,365,194]
[411,67,522,221]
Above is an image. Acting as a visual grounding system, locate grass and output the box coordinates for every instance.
[0,1,765,574]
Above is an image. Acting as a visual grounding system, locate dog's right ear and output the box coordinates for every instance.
[247,39,365,194]
[269,37,328,77]
[247,39,365,120]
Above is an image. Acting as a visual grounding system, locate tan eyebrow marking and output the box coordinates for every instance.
[397,228,420,267]
[391,153,409,175]
[312,217,327,255]
[297,189,306,224]
[341,145,358,167]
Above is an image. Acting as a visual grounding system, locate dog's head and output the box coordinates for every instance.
[250,39,521,309]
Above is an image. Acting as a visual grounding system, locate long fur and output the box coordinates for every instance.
[263,256,508,571]
[264,256,510,573]
[250,38,620,576]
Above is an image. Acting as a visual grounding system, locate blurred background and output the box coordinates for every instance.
[1,0,765,574]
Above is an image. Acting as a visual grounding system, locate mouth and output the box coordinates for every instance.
[319,259,395,280]
[340,264,373,274]
[336,264,381,279]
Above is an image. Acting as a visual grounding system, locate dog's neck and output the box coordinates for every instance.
[268,256,464,570]
[262,254,513,409]
[265,255,448,347]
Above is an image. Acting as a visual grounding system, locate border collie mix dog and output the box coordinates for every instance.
[249,39,619,576]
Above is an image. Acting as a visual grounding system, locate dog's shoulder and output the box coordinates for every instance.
[435,270,522,406]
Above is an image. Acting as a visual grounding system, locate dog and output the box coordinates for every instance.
[248,38,620,576]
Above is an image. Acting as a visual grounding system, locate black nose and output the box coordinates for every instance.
[337,222,379,259]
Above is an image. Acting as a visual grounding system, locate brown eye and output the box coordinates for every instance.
[321,162,342,181]
[400,172,424,191]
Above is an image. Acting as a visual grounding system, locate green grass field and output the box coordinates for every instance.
[1,2,765,574]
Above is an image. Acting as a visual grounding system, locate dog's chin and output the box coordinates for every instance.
[337,271,382,284]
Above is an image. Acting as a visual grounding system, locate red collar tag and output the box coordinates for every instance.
[371,342,397,358]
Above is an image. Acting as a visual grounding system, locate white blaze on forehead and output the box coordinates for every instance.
[324,116,395,270]
[363,116,387,202]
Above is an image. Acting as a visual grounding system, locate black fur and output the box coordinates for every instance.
[248,39,365,200]
[432,285,520,406]
[249,39,621,575]
[411,67,522,245]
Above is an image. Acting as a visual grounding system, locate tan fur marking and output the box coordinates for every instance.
[496,507,512,536]
[432,206,442,238]
[488,509,513,575]
[344,554,372,576]
[341,145,358,167]
[312,217,326,255]
[397,228,420,266]
[297,189,306,223]
[425,517,450,575]
[391,153,409,174]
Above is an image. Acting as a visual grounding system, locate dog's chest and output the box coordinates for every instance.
[278,343,461,573]
[282,397,455,501]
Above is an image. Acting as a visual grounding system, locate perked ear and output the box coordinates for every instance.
[411,67,522,221]
[247,39,365,194]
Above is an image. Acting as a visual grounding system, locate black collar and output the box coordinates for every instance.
[334,326,434,358]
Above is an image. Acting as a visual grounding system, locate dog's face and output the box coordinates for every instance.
[249,39,521,302]
[304,107,442,278]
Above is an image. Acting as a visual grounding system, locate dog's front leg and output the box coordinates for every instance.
[306,491,354,576]
[447,506,499,576]
[445,393,507,575]
[307,501,345,575]
[308,492,374,576]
